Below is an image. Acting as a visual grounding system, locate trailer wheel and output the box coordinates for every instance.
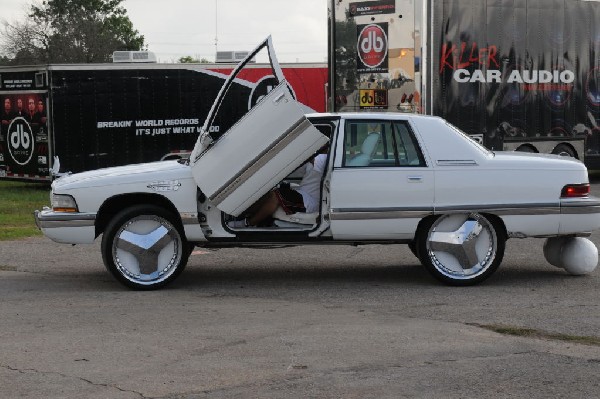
[552,144,576,158]
[515,144,537,153]
[417,213,505,286]
[101,205,189,290]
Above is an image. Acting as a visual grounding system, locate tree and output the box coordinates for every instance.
[1,0,145,64]
[0,55,11,66]
[178,56,210,64]
[332,15,358,100]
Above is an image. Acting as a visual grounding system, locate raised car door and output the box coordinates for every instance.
[190,36,328,216]
[329,117,434,240]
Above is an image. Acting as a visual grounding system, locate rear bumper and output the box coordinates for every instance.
[34,208,97,244]
[559,196,600,235]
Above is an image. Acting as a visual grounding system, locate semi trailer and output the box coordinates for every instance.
[329,0,600,166]
[0,62,327,181]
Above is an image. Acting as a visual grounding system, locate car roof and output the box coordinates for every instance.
[306,112,444,122]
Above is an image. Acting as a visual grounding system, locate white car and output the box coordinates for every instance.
[35,37,600,289]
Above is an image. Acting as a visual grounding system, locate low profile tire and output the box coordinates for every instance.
[417,213,505,286]
[101,205,189,290]
[408,240,419,259]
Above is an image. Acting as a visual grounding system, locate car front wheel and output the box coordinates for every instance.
[101,205,189,290]
[417,213,505,286]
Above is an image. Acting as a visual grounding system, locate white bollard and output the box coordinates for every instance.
[560,237,598,275]
[543,237,568,268]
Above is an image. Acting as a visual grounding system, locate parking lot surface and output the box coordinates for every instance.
[1,185,600,398]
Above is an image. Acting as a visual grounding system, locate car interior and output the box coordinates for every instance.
[342,120,426,168]
[219,118,429,233]
[223,122,334,232]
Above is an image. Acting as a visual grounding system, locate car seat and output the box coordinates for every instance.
[272,207,319,227]
[346,132,380,166]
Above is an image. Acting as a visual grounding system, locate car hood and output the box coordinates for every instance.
[53,160,193,191]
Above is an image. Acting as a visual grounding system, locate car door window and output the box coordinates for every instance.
[342,120,426,167]
[393,121,427,167]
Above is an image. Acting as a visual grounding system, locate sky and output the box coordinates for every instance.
[1,0,329,63]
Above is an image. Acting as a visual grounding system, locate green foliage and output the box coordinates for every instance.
[0,181,49,241]
[333,16,358,100]
[1,0,146,64]
[178,56,211,64]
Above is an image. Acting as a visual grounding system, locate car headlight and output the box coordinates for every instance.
[51,193,79,212]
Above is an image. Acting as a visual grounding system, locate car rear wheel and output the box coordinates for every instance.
[417,213,505,286]
[101,205,189,290]
[408,240,419,259]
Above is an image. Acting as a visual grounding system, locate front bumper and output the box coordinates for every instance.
[34,208,97,244]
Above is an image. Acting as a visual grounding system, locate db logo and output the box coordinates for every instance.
[359,89,388,109]
[8,117,34,166]
[357,24,388,69]
[361,90,375,106]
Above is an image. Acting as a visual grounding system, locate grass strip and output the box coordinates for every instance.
[0,181,50,241]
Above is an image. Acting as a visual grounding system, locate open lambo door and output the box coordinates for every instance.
[190,36,329,216]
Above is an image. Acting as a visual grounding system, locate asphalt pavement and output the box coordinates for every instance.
[1,183,600,398]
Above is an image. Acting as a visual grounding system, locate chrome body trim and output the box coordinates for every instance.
[330,202,569,221]
[34,209,96,229]
[147,180,182,192]
[436,160,478,166]
[209,117,311,205]
[330,207,434,220]
[517,232,593,239]
[560,197,600,214]
[436,203,560,216]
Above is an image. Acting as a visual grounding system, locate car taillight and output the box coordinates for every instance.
[561,184,590,198]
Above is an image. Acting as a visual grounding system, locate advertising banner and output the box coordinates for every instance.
[356,22,389,74]
[359,89,388,109]
[0,93,48,178]
[349,0,395,17]
[0,73,37,90]
[431,0,599,154]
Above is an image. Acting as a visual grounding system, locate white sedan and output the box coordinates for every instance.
[35,37,600,289]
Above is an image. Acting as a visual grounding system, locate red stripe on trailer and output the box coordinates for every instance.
[5,172,46,180]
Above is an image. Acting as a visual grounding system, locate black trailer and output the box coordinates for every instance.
[329,0,600,167]
[0,63,327,181]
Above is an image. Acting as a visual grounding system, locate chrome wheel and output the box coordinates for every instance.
[102,205,189,290]
[418,213,505,285]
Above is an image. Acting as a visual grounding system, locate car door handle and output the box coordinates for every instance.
[273,93,286,104]
[407,176,423,182]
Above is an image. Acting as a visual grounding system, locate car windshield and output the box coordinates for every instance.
[445,122,494,157]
